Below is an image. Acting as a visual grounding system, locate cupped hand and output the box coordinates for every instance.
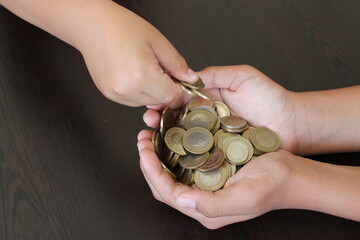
[137,130,299,229]
[143,65,302,154]
[79,2,198,108]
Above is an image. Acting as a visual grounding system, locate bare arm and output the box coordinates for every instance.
[294,86,360,155]
[0,0,198,107]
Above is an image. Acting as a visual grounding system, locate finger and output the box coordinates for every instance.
[146,104,166,111]
[139,144,192,208]
[139,156,163,202]
[151,35,199,84]
[137,129,154,141]
[177,182,259,218]
[143,109,161,128]
[197,65,263,91]
[137,138,155,152]
[144,67,184,108]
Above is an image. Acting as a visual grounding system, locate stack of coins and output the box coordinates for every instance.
[151,78,281,191]
[173,77,214,101]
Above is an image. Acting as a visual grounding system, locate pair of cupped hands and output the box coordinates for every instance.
[137,65,308,229]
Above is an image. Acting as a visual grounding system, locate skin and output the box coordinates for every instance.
[138,65,360,229]
[0,0,199,107]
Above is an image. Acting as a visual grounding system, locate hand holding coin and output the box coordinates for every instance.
[138,130,301,229]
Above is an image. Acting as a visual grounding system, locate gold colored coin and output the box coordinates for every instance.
[250,127,280,153]
[226,137,253,165]
[210,117,221,134]
[182,127,214,154]
[191,88,215,101]
[220,116,248,130]
[214,101,230,118]
[187,97,215,111]
[174,164,185,178]
[198,147,225,172]
[224,161,236,177]
[179,169,194,186]
[242,127,255,140]
[194,166,228,191]
[176,105,189,128]
[194,105,218,120]
[180,77,205,89]
[179,152,209,169]
[160,107,178,138]
[183,109,215,131]
[222,123,249,133]
[168,153,180,169]
[161,162,176,179]
[153,130,164,160]
[217,132,238,149]
[176,81,196,96]
[164,127,187,156]
[213,129,225,147]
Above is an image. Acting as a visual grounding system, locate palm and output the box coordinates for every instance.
[203,66,298,153]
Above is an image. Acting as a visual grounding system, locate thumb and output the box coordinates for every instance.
[152,36,199,83]
[197,65,265,90]
[176,186,247,218]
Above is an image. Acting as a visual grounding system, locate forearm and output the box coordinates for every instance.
[0,0,130,50]
[284,156,360,221]
[294,85,360,155]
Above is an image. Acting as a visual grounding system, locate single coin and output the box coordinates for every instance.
[153,130,164,160]
[222,136,253,165]
[176,81,196,96]
[174,164,185,178]
[226,140,249,165]
[168,153,180,169]
[220,116,248,130]
[161,162,176,179]
[160,107,179,138]
[222,124,249,133]
[242,127,255,140]
[191,88,215,101]
[224,161,236,177]
[179,169,194,186]
[164,127,187,156]
[250,127,280,153]
[213,129,225,147]
[180,77,205,89]
[187,97,215,111]
[182,127,214,154]
[214,101,230,118]
[210,117,221,134]
[162,145,174,164]
[183,109,215,131]
[217,132,238,149]
[194,105,218,120]
[176,104,189,128]
[194,166,228,191]
[198,147,225,172]
[252,146,265,156]
[178,152,209,169]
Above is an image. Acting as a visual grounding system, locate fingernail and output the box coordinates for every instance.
[187,68,199,82]
[177,197,196,209]
[137,143,142,152]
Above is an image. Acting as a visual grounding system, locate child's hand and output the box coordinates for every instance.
[143,65,301,153]
[78,2,198,107]
[137,130,299,229]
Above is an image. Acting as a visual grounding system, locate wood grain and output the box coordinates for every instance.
[1,0,360,239]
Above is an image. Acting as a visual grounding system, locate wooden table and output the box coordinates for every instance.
[1,0,359,239]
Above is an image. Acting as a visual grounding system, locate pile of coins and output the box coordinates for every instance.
[151,78,280,191]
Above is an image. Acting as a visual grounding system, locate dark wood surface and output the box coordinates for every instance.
[1,0,360,239]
